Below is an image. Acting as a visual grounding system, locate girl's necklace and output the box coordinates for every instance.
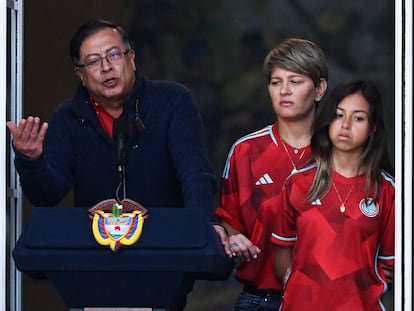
[332,182,355,213]
[280,139,307,174]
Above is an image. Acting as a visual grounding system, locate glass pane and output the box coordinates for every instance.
[123,1,394,309]
[19,1,396,310]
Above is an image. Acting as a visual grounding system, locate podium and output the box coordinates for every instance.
[13,207,234,309]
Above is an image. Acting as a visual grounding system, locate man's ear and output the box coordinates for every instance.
[74,67,85,86]
[128,49,137,71]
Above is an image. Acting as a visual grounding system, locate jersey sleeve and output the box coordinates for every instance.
[378,176,395,265]
[270,180,297,247]
[215,144,245,232]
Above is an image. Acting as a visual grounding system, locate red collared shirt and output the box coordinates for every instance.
[90,97,116,138]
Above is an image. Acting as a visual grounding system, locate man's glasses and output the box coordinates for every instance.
[76,49,130,70]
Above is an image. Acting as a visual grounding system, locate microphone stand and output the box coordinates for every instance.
[113,116,129,203]
[118,163,127,202]
[115,141,127,202]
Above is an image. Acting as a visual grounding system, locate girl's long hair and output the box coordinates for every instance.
[306,79,390,204]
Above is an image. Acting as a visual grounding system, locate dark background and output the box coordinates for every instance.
[21,0,395,310]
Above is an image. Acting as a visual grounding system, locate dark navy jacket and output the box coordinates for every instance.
[14,73,218,220]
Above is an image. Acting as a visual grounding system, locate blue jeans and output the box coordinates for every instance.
[233,289,281,311]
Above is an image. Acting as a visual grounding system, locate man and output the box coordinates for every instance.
[7,20,229,310]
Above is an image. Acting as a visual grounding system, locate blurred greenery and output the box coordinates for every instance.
[125,0,395,177]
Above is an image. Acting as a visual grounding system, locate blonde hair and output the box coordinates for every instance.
[263,38,328,86]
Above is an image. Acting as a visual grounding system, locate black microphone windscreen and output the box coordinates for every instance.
[113,116,130,141]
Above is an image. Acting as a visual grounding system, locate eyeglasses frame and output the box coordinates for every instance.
[76,48,131,70]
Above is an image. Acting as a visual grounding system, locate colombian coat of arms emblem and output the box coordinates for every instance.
[89,198,148,252]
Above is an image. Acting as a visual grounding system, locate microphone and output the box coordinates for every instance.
[113,116,130,166]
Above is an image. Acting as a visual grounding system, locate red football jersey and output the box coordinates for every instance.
[271,165,395,310]
[216,123,311,289]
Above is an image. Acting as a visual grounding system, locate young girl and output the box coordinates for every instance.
[271,79,395,311]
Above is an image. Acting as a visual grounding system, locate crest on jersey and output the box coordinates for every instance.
[89,198,148,252]
[359,198,379,217]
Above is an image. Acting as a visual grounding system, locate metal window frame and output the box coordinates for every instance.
[395,0,413,310]
[2,0,23,311]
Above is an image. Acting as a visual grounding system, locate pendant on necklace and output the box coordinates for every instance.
[340,204,346,213]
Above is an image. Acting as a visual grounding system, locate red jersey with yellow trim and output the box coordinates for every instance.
[215,123,311,290]
[271,165,395,311]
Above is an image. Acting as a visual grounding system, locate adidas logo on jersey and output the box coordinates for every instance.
[255,173,274,185]
[311,199,322,205]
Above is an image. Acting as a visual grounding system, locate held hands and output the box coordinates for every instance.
[6,116,48,159]
[213,225,233,258]
[228,233,261,262]
[218,221,261,261]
